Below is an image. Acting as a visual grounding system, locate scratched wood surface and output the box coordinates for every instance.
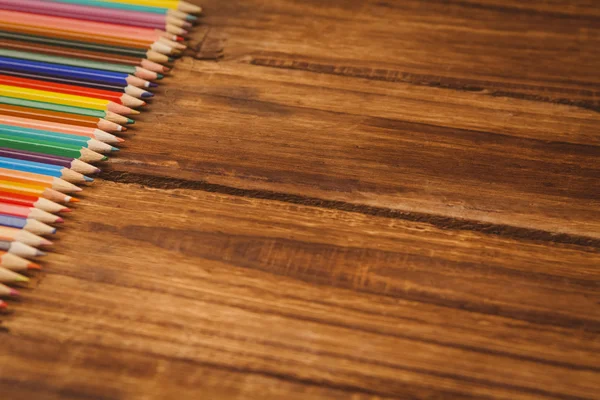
[1,0,599,399]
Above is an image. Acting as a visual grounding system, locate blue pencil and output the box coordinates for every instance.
[0,69,155,94]
[0,56,152,88]
[0,214,57,235]
[0,155,92,183]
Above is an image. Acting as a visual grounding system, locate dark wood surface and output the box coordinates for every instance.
[1,0,599,399]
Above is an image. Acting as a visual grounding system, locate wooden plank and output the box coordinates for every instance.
[0,0,599,398]
[0,182,599,399]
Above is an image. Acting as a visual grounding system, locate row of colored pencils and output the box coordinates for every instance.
[0,0,201,310]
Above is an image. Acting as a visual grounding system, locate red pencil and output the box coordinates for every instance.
[0,75,145,108]
[0,202,63,224]
[0,191,70,213]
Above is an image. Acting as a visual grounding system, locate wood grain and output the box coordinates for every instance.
[0,0,599,399]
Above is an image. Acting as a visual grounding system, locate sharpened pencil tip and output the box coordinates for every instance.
[168,57,175,62]
[117,138,125,143]
[111,147,120,152]
[56,217,64,223]
[122,126,127,131]
[130,109,140,115]
[141,92,154,98]
[176,36,185,42]
[94,168,102,173]
[0,302,7,310]
[36,250,47,257]
[27,263,41,271]
[186,15,198,22]
[102,156,109,161]
[127,118,135,124]
[84,176,94,182]
[157,73,164,80]
[16,275,29,283]
[149,82,158,88]
[41,239,53,246]
[61,208,71,213]
[69,197,80,203]
[9,287,20,296]
[51,228,57,234]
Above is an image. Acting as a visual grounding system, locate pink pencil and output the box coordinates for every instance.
[0,115,122,145]
[0,0,191,30]
[0,10,184,42]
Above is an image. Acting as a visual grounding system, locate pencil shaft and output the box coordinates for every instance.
[0,57,131,87]
[0,191,68,213]
[0,30,149,58]
[2,39,150,68]
[0,239,46,257]
[36,0,183,16]
[0,96,106,119]
[0,0,173,29]
[0,49,136,75]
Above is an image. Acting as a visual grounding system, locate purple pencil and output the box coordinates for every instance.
[0,147,99,175]
[0,0,192,30]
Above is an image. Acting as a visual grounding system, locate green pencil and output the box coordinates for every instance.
[0,96,132,124]
[0,135,106,163]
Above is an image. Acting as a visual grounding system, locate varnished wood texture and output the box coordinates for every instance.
[1,0,599,399]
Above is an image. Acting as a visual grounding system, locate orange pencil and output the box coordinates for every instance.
[0,168,82,193]
[0,250,41,272]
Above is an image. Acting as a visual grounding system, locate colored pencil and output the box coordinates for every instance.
[91,0,202,14]
[0,214,56,236]
[0,114,123,144]
[0,282,21,297]
[0,0,196,309]
[0,239,46,257]
[0,250,40,271]
[0,12,184,51]
[37,0,197,20]
[0,266,29,283]
[0,49,164,81]
[0,180,76,204]
[0,84,138,115]
[0,251,40,272]
[0,31,174,63]
[0,226,51,247]
[0,191,70,213]
[0,168,82,193]
[0,156,91,183]
[0,103,126,132]
[0,202,63,224]
[0,10,186,41]
[0,96,132,125]
[2,40,170,74]
[0,75,145,108]
[0,69,155,98]
[2,24,180,55]
[0,124,116,154]
[0,134,107,163]
[0,147,100,175]
[0,0,192,30]
[0,57,153,89]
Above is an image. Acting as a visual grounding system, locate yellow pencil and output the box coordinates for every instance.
[0,84,138,115]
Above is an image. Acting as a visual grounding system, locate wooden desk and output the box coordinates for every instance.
[1,1,599,398]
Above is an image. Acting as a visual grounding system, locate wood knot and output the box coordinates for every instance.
[189,27,226,60]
